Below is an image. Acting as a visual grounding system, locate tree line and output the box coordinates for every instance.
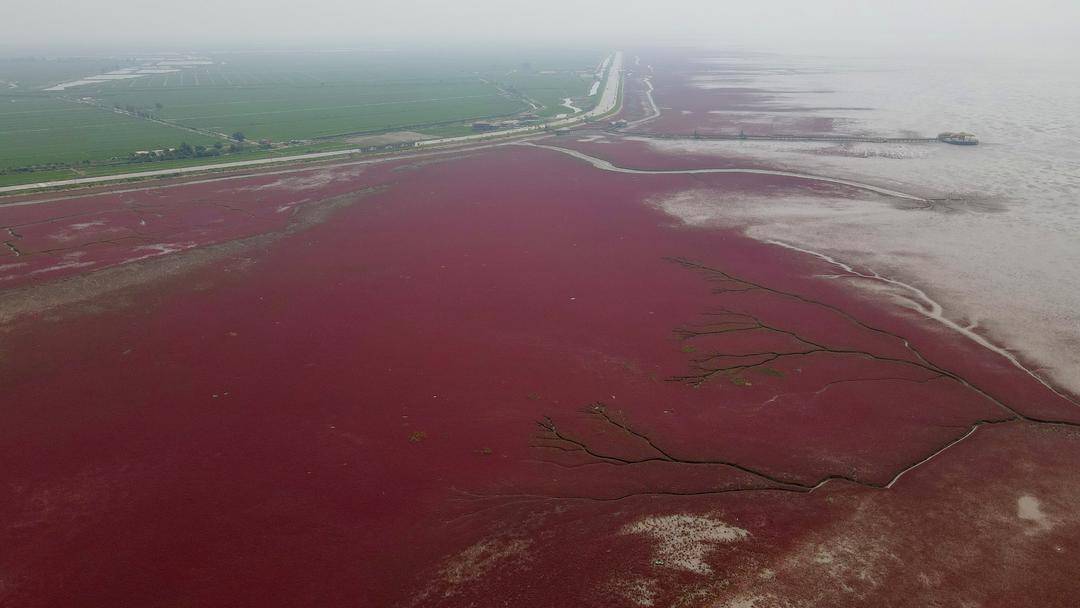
[126,138,249,162]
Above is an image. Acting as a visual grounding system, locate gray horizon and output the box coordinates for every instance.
[4,0,1079,60]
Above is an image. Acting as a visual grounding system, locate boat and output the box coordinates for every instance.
[938,132,979,145]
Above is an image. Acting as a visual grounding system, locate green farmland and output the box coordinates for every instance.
[0,48,606,186]
[0,95,217,168]
[489,70,597,117]
[94,81,523,141]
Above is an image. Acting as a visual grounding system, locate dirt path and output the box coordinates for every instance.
[518,142,931,202]
[626,74,660,128]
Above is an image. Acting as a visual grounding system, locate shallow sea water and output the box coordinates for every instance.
[651,52,1080,394]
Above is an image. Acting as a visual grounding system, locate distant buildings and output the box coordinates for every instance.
[472,119,526,132]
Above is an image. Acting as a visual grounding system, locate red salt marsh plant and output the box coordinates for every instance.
[1,142,1078,608]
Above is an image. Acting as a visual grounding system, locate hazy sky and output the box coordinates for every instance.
[6,0,1079,58]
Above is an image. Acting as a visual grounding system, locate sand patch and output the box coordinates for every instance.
[439,536,532,587]
[714,596,792,608]
[605,575,660,606]
[244,166,365,192]
[27,260,96,276]
[407,529,537,606]
[706,505,902,606]
[1017,494,1052,532]
[70,220,107,231]
[50,225,126,243]
[621,514,749,575]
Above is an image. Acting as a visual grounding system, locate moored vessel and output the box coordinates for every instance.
[938,132,979,145]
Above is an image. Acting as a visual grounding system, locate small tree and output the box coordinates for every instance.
[231,131,246,142]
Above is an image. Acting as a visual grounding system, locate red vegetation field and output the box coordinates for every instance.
[2,141,1078,607]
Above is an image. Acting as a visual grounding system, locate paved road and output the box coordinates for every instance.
[416,51,623,147]
[0,52,624,196]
